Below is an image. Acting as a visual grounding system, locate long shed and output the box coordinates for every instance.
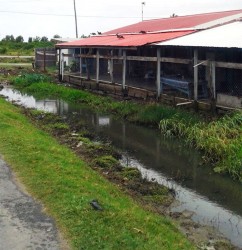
[56,9,242,108]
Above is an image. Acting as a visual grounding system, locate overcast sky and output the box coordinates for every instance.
[0,0,242,41]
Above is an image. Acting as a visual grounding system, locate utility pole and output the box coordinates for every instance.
[141,2,145,21]
[73,0,78,38]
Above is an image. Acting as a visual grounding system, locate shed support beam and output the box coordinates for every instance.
[58,49,61,81]
[211,61,216,99]
[156,48,161,98]
[208,60,216,112]
[122,50,127,90]
[194,49,198,101]
[79,48,82,77]
[96,49,100,83]
[110,50,114,83]
[61,52,64,81]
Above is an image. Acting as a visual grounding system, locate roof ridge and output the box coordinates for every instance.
[141,8,242,22]
[101,28,196,37]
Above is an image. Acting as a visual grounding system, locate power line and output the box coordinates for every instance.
[0,10,72,16]
[0,9,158,19]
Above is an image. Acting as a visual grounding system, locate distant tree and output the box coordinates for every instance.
[53,34,61,38]
[33,36,41,42]
[28,37,33,43]
[2,35,15,42]
[81,34,88,38]
[15,35,24,43]
[41,36,49,42]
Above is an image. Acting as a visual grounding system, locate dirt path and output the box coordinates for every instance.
[0,156,64,250]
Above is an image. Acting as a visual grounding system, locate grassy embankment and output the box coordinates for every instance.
[11,73,242,182]
[0,97,194,249]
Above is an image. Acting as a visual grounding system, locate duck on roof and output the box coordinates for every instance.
[56,9,242,48]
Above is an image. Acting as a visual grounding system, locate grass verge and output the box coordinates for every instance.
[0,97,194,249]
[11,74,198,125]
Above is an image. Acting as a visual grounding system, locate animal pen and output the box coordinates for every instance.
[35,48,57,70]
[56,45,241,109]
[56,9,242,109]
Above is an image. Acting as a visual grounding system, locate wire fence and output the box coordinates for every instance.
[35,48,57,70]
[63,53,242,104]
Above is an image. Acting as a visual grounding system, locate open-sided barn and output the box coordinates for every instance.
[56,9,242,109]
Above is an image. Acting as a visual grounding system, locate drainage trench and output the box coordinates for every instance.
[1,86,242,248]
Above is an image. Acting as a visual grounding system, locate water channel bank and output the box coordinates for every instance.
[0,86,242,249]
[10,74,242,182]
[0,88,195,250]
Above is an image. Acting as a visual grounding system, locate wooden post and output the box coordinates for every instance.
[110,50,114,83]
[61,52,64,81]
[122,50,126,90]
[43,48,46,72]
[86,49,90,80]
[58,49,61,81]
[80,48,82,77]
[209,60,216,113]
[194,49,198,101]
[156,48,161,98]
[211,61,216,99]
[34,49,37,69]
[96,49,100,83]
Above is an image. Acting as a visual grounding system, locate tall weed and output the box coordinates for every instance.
[159,111,242,181]
[12,73,51,87]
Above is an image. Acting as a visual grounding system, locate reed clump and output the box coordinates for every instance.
[160,111,242,181]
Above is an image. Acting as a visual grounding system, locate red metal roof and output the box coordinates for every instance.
[104,9,242,34]
[56,9,242,49]
[57,31,194,48]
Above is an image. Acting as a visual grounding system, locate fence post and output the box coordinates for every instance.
[43,48,46,72]
[34,49,37,68]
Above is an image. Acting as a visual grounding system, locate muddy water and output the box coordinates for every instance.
[1,86,242,248]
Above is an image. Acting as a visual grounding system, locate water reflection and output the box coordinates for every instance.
[122,157,242,247]
[1,86,242,247]
[0,87,69,114]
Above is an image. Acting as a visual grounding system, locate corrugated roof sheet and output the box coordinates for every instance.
[104,9,242,34]
[56,9,242,49]
[56,31,194,48]
[155,21,242,48]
